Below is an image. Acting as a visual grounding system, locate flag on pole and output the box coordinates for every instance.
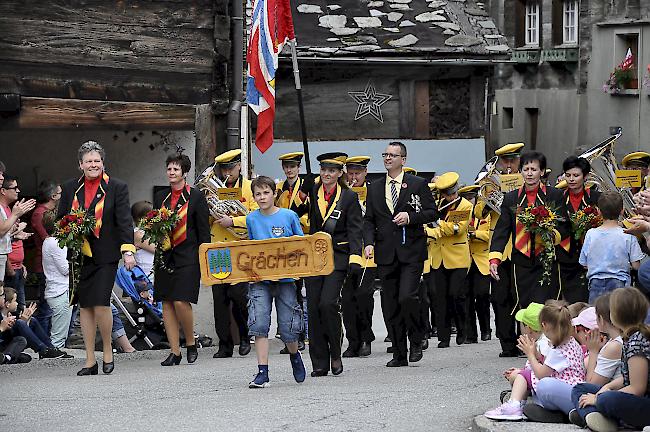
[620,48,634,70]
[246,0,295,153]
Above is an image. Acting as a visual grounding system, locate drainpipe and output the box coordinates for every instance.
[226,0,244,150]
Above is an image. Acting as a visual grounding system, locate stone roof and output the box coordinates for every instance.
[278,0,509,58]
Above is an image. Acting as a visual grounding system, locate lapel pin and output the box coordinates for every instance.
[97,194,102,198]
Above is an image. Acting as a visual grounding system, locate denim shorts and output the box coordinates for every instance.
[588,277,627,304]
[247,281,303,343]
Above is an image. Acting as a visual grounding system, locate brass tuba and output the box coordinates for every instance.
[577,131,635,217]
[195,164,249,239]
[474,156,504,214]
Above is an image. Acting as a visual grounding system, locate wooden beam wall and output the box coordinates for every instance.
[0,97,195,130]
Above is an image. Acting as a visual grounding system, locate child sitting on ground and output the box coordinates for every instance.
[486,300,585,421]
[572,306,599,360]
[245,176,306,388]
[579,192,645,304]
[487,303,550,420]
[571,287,650,431]
[525,296,623,423]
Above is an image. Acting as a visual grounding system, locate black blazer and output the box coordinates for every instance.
[299,184,363,271]
[58,176,133,265]
[557,187,601,264]
[490,185,569,266]
[153,186,211,269]
[363,173,438,265]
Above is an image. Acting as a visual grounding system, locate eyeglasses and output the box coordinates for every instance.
[382,153,404,159]
[2,186,18,191]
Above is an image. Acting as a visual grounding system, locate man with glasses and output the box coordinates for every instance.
[363,142,438,367]
[0,175,36,310]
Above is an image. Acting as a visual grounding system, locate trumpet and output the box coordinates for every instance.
[196,166,249,239]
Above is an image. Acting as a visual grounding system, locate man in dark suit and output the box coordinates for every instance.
[363,142,438,367]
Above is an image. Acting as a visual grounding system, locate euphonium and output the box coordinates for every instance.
[474,156,504,215]
[196,164,249,239]
[577,131,635,217]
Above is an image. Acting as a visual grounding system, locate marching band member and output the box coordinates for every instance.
[486,142,524,357]
[622,151,650,194]
[403,167,417,175]
[556,156,600,303]
[426,172,472,348]
[300,152,363,376]
[489,151,567,328]
[154,153,211,366]
[210,149,258,359]
[342,156,376,358]
[57,141,136,376]
[364,142,438,367]
[459,185,492,343]
[424,182,438,339]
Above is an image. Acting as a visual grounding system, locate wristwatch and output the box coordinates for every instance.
[123,251,134,257]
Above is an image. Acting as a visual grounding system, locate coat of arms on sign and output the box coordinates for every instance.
[348,81,392,123]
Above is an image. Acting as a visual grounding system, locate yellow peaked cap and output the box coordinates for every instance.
[622,151,650,167]
[346,156,371,166]
[436,172,460,190]
[278,152,304,162]
[215,149,242,165]
[495,142,524,157]
[403,167,417,175]
[458,184,480,194]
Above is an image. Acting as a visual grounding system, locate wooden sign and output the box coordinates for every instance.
[615,169,642,188]
[199,232,334,285]
[217,187,242,200]
[447,210,471,223]
[352,187,367,202]
[500,173,524,192]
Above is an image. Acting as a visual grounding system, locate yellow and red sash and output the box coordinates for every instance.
[71,172,109,239]
[162,184,191,247]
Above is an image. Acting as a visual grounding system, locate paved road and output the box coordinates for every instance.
[3,294,529,432]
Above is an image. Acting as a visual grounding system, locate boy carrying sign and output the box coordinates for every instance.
[245,176,306,388]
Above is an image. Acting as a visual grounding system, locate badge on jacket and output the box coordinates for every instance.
[408,194,422,213]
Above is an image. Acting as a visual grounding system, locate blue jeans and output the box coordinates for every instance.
[588,278,627,304]
[247,281,303,343]
[111,304,126,340]
[13,318,53,353]
[4,268,26,309]
[32,272,53,335]
[571,382,650,428]
[535,377,575,414]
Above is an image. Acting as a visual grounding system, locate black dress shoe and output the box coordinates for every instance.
[498,349,520,358]
[386,346,394,353]
[161,353,182,366]
[523,403,569,423]
[342,346,359,358]
[298,340,305,351]
[280,345,289,354]
[239,340,251,356]
[358,342,371,357]
[331,359,343,376]
[102,360,114,374]
[187,345,198,364]
[77,362,98,376]
[437,341,450,348]
[310,369,328,377]
[455,332,467,346]
[213,349,233,359]
[409,344,423,363]
[481,331,492,341]
[421,339,429,350]
[464,338,479,344]
[386,358,408,367]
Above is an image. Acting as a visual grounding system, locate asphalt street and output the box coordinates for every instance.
[2,293,552,432]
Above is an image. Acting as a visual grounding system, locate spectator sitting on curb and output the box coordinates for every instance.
[0,282,31,364]
[2,287,71,359]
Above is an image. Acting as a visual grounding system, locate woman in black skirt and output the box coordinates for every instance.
[154,153,210,366]
[298,152,363,377]
[57,141,137,376]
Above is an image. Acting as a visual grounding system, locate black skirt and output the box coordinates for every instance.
[76,258,118,308]
[155,264,201,304]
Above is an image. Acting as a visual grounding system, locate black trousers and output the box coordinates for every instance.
[424,271,436,334]
[211,282,248,352]
[559,261,588,304]
[512,260,560,307]
[490,260,517,352]
[433,267,468,343]
[1,335,26,360]
[306,270,346,371]
[342,267,376,347]
[418,275,430,338]
[378,260,423,360]
[466,262,492,340]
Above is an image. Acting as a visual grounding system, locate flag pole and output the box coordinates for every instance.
[289,39,312,175]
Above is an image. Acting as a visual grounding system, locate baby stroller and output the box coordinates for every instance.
[113,266,167,350]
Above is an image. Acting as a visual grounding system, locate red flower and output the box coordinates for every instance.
[146,210,157,219]
[531,207,540,216]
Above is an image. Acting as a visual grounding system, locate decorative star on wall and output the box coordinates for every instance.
[348,81,392,123]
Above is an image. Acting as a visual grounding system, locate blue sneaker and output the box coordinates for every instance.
[248,370,270,388]
[290,351,306,383]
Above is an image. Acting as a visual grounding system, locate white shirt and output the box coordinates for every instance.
[42,237,69,298]
[134,228,154,282]
[0,206,11,254]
